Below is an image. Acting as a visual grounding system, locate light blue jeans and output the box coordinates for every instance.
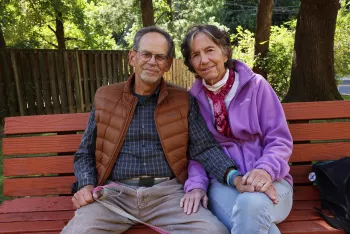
[208,178,293,234]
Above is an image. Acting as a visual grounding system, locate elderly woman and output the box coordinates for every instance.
[181,24,293,234]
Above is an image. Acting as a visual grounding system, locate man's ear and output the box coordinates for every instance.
[164,57,173,72]
[129,50,136,67]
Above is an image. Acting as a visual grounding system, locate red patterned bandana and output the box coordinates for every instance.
[204,69,235,137]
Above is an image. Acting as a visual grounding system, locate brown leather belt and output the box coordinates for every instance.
[119,176,170,187]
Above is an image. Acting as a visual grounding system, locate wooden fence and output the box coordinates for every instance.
[0,49,195,119]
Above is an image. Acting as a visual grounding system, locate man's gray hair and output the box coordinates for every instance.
[132,26,175,58]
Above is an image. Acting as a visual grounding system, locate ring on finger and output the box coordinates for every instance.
[259,180,266,185]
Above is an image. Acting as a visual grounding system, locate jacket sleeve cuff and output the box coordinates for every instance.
[255,164,276,181]
[184,182,208,193]
[71,177,97,193]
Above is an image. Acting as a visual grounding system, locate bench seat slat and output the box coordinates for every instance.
[0,210,73,223]
[0,207,326,223]
[0,220,67,234]
[0,197,73,214]
[289,122,350,141]
[285,210,332,222]
[0,196,320,214]
[283,101,350,121]
[0,211,344,234]
[3,176,75,196]
[4,156,73,176]
[278,220,345,234]
[2,134,82,156]
[291,142,350,162]
[0,221,158,234]
[4,113,89,135]
[0,221,342,234]
[0,195,328,233]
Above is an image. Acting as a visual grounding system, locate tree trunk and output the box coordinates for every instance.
[140,0,155,27]
[0,24,6,48]
[167,0,172,21]
[253,0,274,79]
[283,0,342,102]
[55,10,66,49]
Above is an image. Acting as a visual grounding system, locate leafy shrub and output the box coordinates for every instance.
[231,23,295,99]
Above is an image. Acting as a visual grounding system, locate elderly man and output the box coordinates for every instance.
[61,26,235,233]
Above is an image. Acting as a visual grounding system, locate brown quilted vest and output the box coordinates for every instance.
[94,74,189,186]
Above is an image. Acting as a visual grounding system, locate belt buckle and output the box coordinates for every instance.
[139,176,154,187]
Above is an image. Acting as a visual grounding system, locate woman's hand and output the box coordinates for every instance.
[180,188,208,215]
[241,169,278,204]
[242,169,272,192]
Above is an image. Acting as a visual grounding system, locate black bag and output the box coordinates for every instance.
[312,157,350,233]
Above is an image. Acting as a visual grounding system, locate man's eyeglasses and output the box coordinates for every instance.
[135,51,169,65]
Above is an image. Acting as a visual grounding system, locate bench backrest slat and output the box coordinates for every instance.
[283,101,350,120]
[3,156,73,177]
[4,113,89,134]
[2,135,82,155]
[291,142,350,162]
[3,176,75,196]
[289,122,350,141]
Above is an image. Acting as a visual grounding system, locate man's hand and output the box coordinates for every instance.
[72,185,96,209]
[180,188,208,215]
[233,176,255,193]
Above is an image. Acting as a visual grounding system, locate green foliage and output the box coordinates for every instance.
[1,0,116,49]
[122,0,228,57]
[231,26,256,67]
[232,7,350,100]
[1,0,348,87]
[1,1,40,48]
[164,0,227,57]
[334,1,350,78]
[259,21,295,98]
[86,0,138,49]
[232,22,295,99]
[223,0,299,34]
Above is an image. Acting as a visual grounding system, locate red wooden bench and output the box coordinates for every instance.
[1,100,349,233]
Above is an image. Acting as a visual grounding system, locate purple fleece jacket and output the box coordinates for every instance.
[184,60,293,193]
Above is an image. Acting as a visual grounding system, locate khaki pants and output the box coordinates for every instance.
[62,179,228,234]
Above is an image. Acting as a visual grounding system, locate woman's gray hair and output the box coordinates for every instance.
[181,24,233,73]
[133,26,175,58]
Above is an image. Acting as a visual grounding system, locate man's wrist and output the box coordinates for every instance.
[76,178,97,191]
[224,166,237,181]
[230,171,241,187]
[226,168,241,186]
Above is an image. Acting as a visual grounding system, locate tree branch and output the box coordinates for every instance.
[65,37,85,43]
[47,25,56,34]
[39,34,58,48]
